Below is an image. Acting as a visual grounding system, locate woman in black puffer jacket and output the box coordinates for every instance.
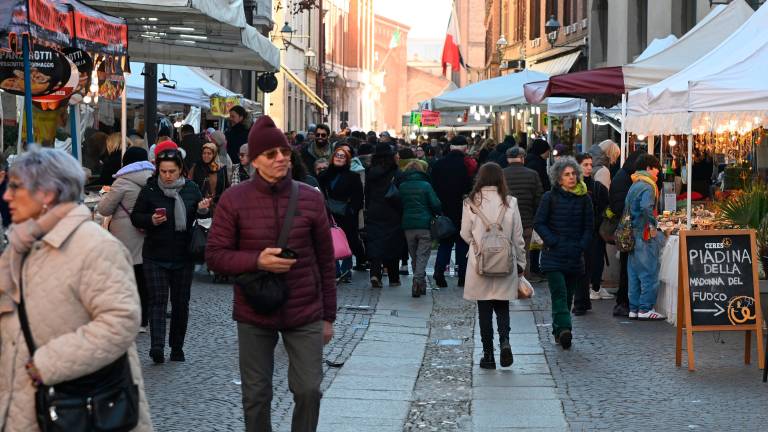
[131,149,211,364]
[533,156,593,350]
[319,146,365,282]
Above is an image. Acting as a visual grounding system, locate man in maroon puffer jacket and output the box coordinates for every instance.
[206,115,336,432]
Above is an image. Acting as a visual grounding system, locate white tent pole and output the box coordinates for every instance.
[16,96,23,154]
[121,88,128,156]
[620,93,627,165]
[686,134,693,230]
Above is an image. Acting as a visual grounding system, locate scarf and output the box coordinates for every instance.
[631,170,659,241]
[2,202,77,300]
[564,181,588,196]
[157,178,187,231]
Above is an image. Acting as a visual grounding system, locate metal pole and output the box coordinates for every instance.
[121,86,127,156]
[620,93,627,165]
[22,35,34,146]
[144,63,157,147]
[583,101,592,152]
[686,134,693,230]
[69,105,78,160]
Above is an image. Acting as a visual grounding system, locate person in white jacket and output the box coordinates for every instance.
[461,163,527,370]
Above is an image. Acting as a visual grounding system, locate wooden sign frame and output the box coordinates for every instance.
[675,229,765,371]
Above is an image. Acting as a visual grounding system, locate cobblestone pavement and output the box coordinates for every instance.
[530,283,768,431]
[137,270,379,432]
[404,284,475,432]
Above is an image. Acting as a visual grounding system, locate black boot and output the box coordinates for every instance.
[433,272,447,288]
[457,275,465,287]
[500,340,513,367]
[411,281,420,298]
[479,349,496,369]
[170,349,185,362]
[420,280,427,295]
[558,330,573,350]
[149,347,164,364]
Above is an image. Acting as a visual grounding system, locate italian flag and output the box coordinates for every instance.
[441,2,464,76]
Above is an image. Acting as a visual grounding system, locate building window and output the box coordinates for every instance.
[546,0,558,21]
[530,0,541,39]
[630,0,648,59]
[564,0,572,25]
[514,0,524,42]
[681,0,696,34]
[581,0,587,21]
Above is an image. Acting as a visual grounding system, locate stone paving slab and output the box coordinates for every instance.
[472,386,558,400]
[317,280,432,431]
[473,399,569,428]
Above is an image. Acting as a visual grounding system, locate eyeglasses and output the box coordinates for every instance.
[261,148,293,160]
[333,152,347,158]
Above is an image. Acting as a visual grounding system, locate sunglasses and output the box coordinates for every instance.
[261,148,293,159]
[157,149,183,161]
[316,133,328,138]
[333,152,347,158]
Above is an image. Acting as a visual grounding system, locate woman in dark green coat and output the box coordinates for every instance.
[398,161,442,297]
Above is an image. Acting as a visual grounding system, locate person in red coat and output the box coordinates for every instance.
[205,115,336,432]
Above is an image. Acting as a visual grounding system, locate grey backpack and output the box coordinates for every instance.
[468,202,513,277]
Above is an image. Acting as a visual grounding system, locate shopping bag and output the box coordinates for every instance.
[518,276,534,299]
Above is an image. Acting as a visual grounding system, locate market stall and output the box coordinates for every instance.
[624,2,768,326]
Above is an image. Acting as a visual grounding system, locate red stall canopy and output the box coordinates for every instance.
[524,67,625,107]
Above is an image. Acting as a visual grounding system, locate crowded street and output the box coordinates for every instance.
[1,0,768,431]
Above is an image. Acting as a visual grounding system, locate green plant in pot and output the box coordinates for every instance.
[717,182,768,278]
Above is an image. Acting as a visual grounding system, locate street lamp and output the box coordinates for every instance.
[496,34,508,64]
[278,22,294,51]
[545,15,560,47]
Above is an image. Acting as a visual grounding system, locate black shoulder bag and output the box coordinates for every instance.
[16,261,139,432]
[235,181,299,315]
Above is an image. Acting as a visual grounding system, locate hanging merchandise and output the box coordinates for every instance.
[210,96,243,118]
[96,58,125,100]
[21,104,65,145]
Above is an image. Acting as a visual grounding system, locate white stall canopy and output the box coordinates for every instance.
[82,0,280,71]
[431,69,549,111]
[126,62,239,108]
[627,1,768,134]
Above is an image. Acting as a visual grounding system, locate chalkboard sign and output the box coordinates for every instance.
[684,232,758,326]
[676,229,765,371]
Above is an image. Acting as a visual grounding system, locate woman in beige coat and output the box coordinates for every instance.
[99,146,154,331]
[0,147,152,431]
[461,163,526,370]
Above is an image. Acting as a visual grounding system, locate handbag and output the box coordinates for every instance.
[330,216,353,260]
[599,215,619,244]
[16,260,139,432]
[235,181,299,315]
[430,215,456,240]
[614,207,635,253]
[188,218,210,263]
[326,199,349,216]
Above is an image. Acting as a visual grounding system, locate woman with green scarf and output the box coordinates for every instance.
[533,157,594,350]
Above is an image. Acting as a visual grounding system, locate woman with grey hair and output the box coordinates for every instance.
[0,147,153,430]
[230,143,253,185]
[533,156,594,350]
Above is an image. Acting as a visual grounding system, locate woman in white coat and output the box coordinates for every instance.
[461,163,527,370]
[99,147,154,332]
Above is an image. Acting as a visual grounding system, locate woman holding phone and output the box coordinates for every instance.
[131,148,212,364]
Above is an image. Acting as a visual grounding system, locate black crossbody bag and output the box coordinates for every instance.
[235,181,299,315]
[16,259,139,432]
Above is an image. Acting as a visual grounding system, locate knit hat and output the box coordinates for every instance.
[122,146,148,166]
[209,131,227,151]
[154,140,179,159]
[248,115,290,160]
[529,139,550,156]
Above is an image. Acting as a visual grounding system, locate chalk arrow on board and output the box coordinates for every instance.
[693,303,725,316]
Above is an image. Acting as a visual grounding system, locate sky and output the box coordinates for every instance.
[374,0,452,46]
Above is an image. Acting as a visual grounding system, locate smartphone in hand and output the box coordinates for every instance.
[278,248,298,259]
[155,208,167,218]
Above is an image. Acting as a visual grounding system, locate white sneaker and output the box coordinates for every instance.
[629,311,638,320]
[589,290,601,300]
[597,288,615,300]
[138,326,148,333]
[638,309,666,321]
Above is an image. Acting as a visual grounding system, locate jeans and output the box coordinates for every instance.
[238,321,323,432]
[628,235,663,312]
[337,212,366,265]
[336,257,352,277]
[546,271,580,336]
[405,229,432,284]
[435,233,468,278]
[477,300,510,351]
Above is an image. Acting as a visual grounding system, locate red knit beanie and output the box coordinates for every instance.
[154,140,179,159]
[248,115,290,160]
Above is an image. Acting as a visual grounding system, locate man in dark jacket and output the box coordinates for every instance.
[206,116,336,432]
[525,139,552,192]
[301,123,333,172]
[607,150,642,317]
[431,136,473,287]
[503,146,542,248]
[179,124,202,170]
[225,105,250,163]
[487,135,516,168]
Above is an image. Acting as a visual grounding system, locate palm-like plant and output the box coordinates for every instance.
[716,182,768,231]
